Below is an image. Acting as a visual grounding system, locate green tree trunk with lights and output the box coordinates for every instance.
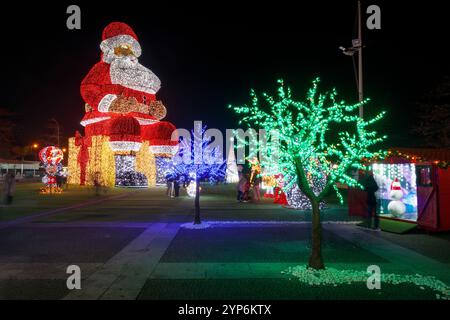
[309,199,324,269]
[230,78,387,270]
[295,157,331,269]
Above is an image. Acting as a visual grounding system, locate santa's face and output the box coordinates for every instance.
[110,51,161,95]
[113,44,134,57]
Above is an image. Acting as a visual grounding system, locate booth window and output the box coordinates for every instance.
[417,166,432,186]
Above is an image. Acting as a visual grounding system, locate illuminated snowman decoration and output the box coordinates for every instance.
[387,178,406,217]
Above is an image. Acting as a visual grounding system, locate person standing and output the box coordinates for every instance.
[166,175,174,197]
[362,170,379,230]
[174,179,180,197]
[253,175,261,202]
[56,174,63,189]
[3,172,16,205]
[243,174,251,202]
[93,172,101,196]
[237,172,247,202]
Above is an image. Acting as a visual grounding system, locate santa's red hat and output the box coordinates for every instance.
[390,178,401,191]
[100,22,142,63]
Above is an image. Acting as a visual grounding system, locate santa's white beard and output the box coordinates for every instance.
[110,56,161,94]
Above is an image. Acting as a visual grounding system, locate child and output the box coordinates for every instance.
[253,175,261,201]
[243,174,251,202]
[237,172,247,202]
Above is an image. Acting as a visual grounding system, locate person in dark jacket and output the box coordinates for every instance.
[174,179,180,197]
[166,174,174,197]
[56,174,63,188]
[2,172,16,205]
[361,170,380,230]
[237,172,246,202]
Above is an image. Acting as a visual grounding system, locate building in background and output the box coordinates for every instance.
[0,159,40,178]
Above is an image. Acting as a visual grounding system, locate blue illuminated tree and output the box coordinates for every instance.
[169,124,226,225]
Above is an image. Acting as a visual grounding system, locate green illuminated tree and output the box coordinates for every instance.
[229,78,387,269]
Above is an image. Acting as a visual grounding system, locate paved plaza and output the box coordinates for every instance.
[0,183,449,300]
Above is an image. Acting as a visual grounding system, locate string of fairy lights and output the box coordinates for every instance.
[384,149,450,169]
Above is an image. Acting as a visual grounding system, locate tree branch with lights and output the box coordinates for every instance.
[229,78,387,269]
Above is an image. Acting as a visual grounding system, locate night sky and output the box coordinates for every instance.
[1,1,449,150]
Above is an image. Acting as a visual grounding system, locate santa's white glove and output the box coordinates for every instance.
[98,94,118,112]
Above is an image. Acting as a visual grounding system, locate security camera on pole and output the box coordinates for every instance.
[339,0,364,119]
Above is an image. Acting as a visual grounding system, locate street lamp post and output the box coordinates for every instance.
[20,144,38,177]
[32,143,39,176]
[339,0,364,119]
[32,143,39,161]
[357,0,364,118]
[50,118,60,147]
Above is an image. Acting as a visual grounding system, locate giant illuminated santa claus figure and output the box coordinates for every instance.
[68,22,178,187]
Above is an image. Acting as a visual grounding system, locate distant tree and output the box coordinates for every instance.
[11,145,36,161]
[0,108,15,157]
[230,78,386,269]
[414,76,450,148]
[169,124,226,225]
[40,118,63,147]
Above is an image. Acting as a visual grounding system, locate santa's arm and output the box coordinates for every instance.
[80,63,125,112]
[81,83,125,112]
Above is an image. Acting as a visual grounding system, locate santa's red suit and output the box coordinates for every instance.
[79,22,177,154]
[80,62,158,125]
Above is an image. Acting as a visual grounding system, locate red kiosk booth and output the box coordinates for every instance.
[348,148,450,232]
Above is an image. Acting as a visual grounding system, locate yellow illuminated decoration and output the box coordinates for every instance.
[68,135,158,187]
[100,137,116,187]
[40,186,63,194]
[86,136,116,186]
[136,141,156,186]
[67,138,81,185]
